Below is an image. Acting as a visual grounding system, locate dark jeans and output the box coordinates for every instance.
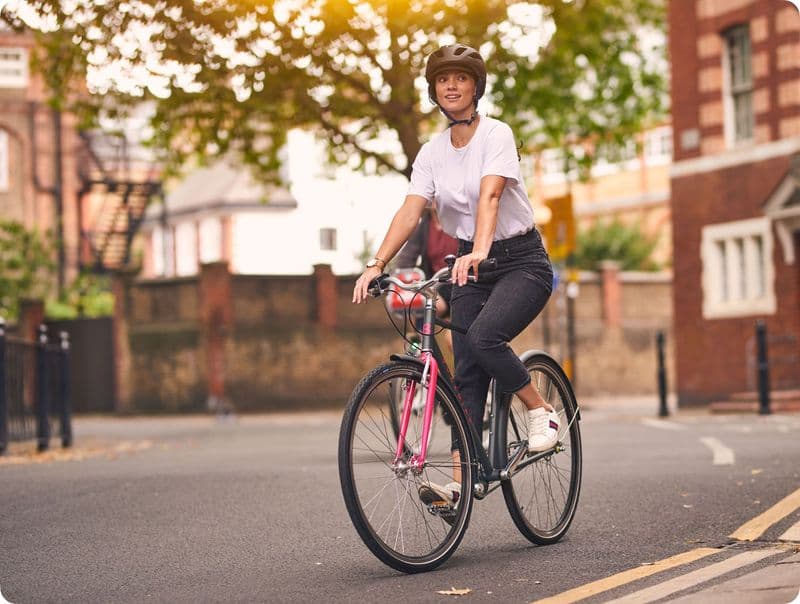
[450,229,553,438]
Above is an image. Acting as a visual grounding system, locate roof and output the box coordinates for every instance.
[162,157,297,215]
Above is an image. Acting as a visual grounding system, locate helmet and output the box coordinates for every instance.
[425,44,487,105]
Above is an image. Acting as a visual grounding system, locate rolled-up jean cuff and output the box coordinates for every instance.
[504,374,532,394]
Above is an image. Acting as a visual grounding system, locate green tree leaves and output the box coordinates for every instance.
[0,220,55,321]
[5,0,666,182]
[571,219,661,271]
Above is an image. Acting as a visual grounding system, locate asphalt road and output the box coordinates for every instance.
[1,402,799,603]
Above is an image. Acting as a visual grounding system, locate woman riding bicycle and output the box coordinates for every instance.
[352,43,557,508]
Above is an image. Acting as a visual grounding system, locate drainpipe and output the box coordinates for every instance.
[28,102,65,295]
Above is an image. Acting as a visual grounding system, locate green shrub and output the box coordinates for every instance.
[572,219,661,271]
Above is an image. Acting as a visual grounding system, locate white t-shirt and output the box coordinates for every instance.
[407,116,534,241]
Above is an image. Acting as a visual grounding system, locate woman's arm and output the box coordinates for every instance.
[451,174,505,286]
[352,195,428,303]
[394,212,428,269]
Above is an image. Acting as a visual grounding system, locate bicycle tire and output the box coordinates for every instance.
[500,353,582,544]
[338,360,474,573]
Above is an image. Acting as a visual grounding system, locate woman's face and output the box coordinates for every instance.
[434,70,476,114]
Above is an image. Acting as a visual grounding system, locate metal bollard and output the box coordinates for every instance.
[656,331,669,417]
[59,331,72,448]
[0,317,6,455]
[36,324,50,452]
[755,320,771,415]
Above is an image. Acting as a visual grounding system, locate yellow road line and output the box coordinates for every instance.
[730,486,800,542]
[531,547,719,604]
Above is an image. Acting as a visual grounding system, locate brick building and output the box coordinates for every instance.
[669,0,800,406]
[0,28,83,291]
[0,27,160,300]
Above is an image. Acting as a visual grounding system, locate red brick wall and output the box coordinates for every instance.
[672,155,799,405]
[113,265,674,411]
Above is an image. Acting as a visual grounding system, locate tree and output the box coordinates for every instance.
[571,218,661,272]
[4,0,666,182]
[0,220,55,321]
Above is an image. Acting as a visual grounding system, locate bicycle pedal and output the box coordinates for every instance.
[426,501,455,515]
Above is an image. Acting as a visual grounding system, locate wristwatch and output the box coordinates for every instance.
[366,257,386,270]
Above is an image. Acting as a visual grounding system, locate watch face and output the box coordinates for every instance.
[366,259,378,268]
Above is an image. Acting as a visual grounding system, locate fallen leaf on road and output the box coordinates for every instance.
[436,587,472,596]
[683,504,693,508]
[751,468,763,475]
[534,581,542,585]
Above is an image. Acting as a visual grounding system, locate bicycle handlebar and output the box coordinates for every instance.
[369,256,498,298]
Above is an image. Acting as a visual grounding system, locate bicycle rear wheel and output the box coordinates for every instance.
[500,353,582,544]
[338,360,474,573]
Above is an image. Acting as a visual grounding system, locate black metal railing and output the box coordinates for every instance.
[0,320,72,454]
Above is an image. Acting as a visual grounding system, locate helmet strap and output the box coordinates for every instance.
[438,105,479,128]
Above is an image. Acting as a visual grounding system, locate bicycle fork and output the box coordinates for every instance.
[393,351,439,474]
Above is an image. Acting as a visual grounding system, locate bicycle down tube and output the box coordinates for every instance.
[394,296,440,471]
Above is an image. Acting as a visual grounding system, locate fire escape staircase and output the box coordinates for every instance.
[78,131,162,272]
[83,179,161,271]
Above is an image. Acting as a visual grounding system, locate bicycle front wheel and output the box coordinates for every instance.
[338,360,474,573]
[500,353,582,544]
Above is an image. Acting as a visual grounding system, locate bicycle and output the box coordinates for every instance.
[338,256,582,573]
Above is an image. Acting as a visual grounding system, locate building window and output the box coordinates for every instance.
[723,25,753,145]
[701,217,775,318]
[0,130,8,192]
[320,227,337,251]
[644,126,673,164]
[0,47,29,88]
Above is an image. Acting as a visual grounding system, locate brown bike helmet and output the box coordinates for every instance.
[425,43,487,106]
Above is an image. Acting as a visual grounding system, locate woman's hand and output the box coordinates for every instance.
[452,250,488,286]
[352,266,383,304]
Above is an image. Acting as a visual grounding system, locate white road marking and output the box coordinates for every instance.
[640,418,686,431]
[700,436,735,466]
[779,518,800,542]
[604,548,783,604]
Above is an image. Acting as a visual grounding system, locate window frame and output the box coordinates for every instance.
[722,24,754,146]
[320,227,337,251]
[0,47,29,89]
[701,217,775,319]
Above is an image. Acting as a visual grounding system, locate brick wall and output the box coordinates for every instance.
[671,154,800,405]
[111,263,674,412]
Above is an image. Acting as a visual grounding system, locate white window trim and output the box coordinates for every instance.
[721,26,754,149]
[0,47,29,89]
[701,217,775,319]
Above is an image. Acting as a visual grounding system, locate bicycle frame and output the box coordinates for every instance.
[390,281,555,496]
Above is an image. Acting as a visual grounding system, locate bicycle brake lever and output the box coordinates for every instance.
[368,273,391,297]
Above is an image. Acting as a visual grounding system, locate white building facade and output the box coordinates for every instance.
[139,129,408,277]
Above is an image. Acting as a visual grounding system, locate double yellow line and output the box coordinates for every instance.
[533,486,800,604]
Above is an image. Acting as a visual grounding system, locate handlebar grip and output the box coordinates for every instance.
[368,274,391,297]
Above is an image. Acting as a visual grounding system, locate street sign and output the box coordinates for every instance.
[542,194,576,262]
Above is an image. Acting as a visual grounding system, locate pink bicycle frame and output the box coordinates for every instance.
[393,332,439,472]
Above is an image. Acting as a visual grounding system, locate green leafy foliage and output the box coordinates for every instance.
[0,220,55,321]
[45,272,114,319]
[571,219,661,271]
[4,0,666,182]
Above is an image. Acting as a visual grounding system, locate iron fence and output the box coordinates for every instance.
[0,320,72,454]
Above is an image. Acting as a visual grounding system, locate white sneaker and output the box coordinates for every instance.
[528,407,559,452]
[418,481,461,525]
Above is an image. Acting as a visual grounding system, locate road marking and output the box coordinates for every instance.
[699,436,735,466]
[530,548,718,604]
[603,548,782,604]
[779,518,800,542]
[640,418,686,431]
[730,487,800,541]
